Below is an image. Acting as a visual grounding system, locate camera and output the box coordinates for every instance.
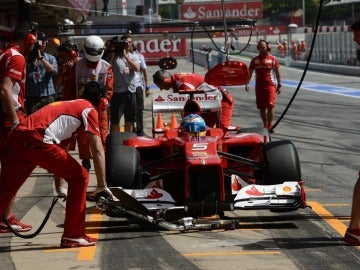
[113,40,128,54]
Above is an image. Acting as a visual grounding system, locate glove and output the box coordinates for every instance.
[93,185,114,202]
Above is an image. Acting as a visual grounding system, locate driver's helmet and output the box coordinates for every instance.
[181,114,206,136]
[83,35,105,62]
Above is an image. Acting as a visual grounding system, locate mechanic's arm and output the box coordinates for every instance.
[245,68,253,92]
[0,76,19,128]
[88,133,107,188]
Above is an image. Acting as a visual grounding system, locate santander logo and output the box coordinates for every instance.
[182,3,263,21]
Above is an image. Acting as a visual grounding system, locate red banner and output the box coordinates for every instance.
[134,38,187,61]
[181,2,263,21]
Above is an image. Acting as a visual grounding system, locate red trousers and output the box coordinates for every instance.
[0,130,89,237]
[78,109,108,159]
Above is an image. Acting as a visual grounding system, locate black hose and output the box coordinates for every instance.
[271,0,325,132]
[2,196,60,239]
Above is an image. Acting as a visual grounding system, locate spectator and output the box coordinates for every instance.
[75,35,113,171]
[344,19,360,246]
[277,41,285,57]
[0,81,113,247]
[25,32,58,115]
[245,40,282,132]
[152,70,234,129]
[0,21,36,233]
[217,45,225,64]
[291,41,298,60]
[131,43,150,136]
[110,34,140,133]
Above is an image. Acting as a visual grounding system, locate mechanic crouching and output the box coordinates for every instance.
[0,81,113,248]
[152,70,234,129]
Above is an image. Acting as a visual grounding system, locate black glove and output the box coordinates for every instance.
[93,185,114,202]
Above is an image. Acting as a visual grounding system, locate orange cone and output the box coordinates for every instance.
[156,113,164,129]
[169,113,178,129]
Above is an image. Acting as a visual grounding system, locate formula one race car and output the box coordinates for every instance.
[98,61,306,231]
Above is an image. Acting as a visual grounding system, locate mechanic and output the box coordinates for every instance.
[0,81,113,248]
[152,70,234,129]
[344,19,360,246]
[0,21,36,233]
[75,35,114,171]
[245,40,282,133]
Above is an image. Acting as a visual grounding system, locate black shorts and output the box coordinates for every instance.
[110,91,136,124]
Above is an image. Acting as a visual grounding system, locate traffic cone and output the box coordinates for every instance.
[169,113,179,129]
[156,113,164,129]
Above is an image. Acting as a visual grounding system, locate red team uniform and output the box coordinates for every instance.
[0,45,27,148]
[248,54,279,109]
[0,99,100,237]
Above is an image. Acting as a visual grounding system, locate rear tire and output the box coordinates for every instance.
[106,131,137,148]
[106,144,140,188]
[262,140,301,185]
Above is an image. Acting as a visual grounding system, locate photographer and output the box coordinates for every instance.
[25,32,58,115]
[110,34,140,133]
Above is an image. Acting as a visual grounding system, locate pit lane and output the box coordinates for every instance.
[1,59,359,269]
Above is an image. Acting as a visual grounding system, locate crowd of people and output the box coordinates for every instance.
[0,18,358,249]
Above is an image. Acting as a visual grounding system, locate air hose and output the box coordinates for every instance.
[271,0,325,131]
[2,196,60,239]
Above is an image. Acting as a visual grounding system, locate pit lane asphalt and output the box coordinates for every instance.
[1,59,360,270]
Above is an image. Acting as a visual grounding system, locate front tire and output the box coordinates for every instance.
[262,140,301,185]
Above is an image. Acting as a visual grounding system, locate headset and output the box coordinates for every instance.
[257,39,271,52]
[59,41,78,58]
[24,21,37,47]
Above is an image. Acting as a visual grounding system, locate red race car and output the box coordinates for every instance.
[101,61,306,231]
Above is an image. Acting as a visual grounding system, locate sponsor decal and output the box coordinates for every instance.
[146,189,163,199]
[181,2,263,21]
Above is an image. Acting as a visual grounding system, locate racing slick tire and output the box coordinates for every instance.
[239,127,271,141]
[106,131,137,148]
[106,144,140,188]
[262,140,301,185]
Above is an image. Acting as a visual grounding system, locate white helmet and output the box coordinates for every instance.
[83,35,104,62]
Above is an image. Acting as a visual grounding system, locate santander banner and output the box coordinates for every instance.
[181,2,263,21]
[134,38,187,62]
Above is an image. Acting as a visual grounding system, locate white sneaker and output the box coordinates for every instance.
[56,186,68,197]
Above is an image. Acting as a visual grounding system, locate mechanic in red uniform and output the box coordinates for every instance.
[0,21,37,233]
[344,19,360,245]
[52,40,80,197]
[245,40,282,132]
[152,70,234,129]
[0,81,113,248]
[75,35,114,171]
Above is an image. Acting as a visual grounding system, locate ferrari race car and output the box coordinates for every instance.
[99,61,306,231]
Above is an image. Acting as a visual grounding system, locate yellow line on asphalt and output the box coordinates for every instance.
[322,204,350,207]
[77,207,103,261]
[183,250,281,257]
[307,201,347,236]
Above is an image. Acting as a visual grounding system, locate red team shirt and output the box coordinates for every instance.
[0,45,26,111]
[171,73,204,92]
[17,99,100,147]
[249,54,279,108]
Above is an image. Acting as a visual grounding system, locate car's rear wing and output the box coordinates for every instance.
[151,92,222,128]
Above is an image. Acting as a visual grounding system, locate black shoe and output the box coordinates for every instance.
[82,159,91,171]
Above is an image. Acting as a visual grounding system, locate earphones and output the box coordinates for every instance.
[257,40,271,52]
